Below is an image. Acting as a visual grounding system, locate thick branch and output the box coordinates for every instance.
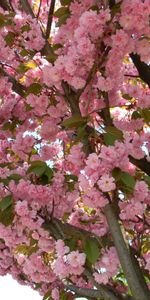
[43,217,109,246]
[46,0,56,39]
[129,156,150,176]
[130,53,150,88]
[66,285,121,300]
[104,204,150,300]
[61,81,81,116]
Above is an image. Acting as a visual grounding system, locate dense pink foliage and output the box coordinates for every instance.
[0,1,149,299]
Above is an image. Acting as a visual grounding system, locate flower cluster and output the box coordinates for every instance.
[0,0,149,299]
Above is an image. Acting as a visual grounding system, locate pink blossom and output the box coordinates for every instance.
[67,250,86,268]
[15,201,29,217]
[55,240,69,257]
[97,175,116,192]
[51,288,59,300]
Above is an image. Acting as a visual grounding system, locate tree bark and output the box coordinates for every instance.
[104,204,150,300]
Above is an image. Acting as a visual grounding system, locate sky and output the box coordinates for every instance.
[0,275,42,300]
[0,275,86,300]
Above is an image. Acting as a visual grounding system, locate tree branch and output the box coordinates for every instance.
[19,0,35,17]
[43,217,110,248]
[0,66,26,97]
[66,285,122,300]
[129,156,150,176]
[104,203,150,300]
[61,81,81,116]
[37,0,42,18]
[130,53,150,88]
[99,92,113,126]
[0,0,11,10]
[108,1,150,88]
[46,0,56,39]
[43,218,125,300]
[19,0,53,56]
[70,268,134,300]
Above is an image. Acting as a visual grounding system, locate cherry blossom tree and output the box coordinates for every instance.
[0,1,150,300]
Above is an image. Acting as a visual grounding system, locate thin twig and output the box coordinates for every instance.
[19,0,35,17]
[0,66,26,97]
[46,0,56,39]
[37,0,42,18]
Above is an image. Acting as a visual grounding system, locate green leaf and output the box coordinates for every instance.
[34,283,42,290]
[17,61,37,74]
[5,32,15,46]
[0,178,10,185]
[26,103,33,111]
[112,168,122,181]
[2,119,23,132]
[65,174,78,182]
[0,14,12,27]
[38,167,54,185]
[65,174,78,191]
[52,43,63,51]
[0,205,14,226]
[44,167,54,181]
[54,6,71,27]
[60,0,72,5]
[104,126,123,146]
[8,174,22,182]
[62,115,88,129]
[76,125,87,141]
[0,195,12,211]
[65,237,77,251]
[17,64,30,74]
[120,172,136,189]
[56,13,71,26]
[27,83,42,95]
[47,53,58,63]
[104,132,115,145]
[122,94,132,100]
[0,163,12,169]
[0,174,21,186]
[0,13,5,27]
[54,6,70,17]
[19,273,28,281]
[140,109,150,123]
[27,161,47,176]
[15,244,38,256]
[2,121,16,132]
[21,24,30,33]
[143,176,150,189]
[142,242,150,254]
[131,111,141,120]
[39,174,48,185]
[83,238,100,264]
[111,2,122,16]
[20,49,29,57]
